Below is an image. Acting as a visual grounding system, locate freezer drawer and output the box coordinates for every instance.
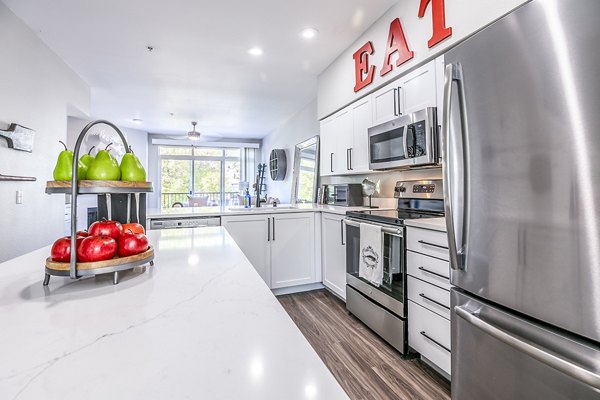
[407,250,451,290]
[408,301,451,376]
[408,276,451,319]
[406,227,449,261]
[452,289,600,399]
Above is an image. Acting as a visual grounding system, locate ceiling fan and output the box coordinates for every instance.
[165,121,218,142]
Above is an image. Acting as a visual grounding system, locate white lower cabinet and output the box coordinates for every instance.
[321,213,346,299]
[408,301,451,375]
[221,214,271,285]
[406,225,453,378]
[270,213,317,289]
[222,212,317,289]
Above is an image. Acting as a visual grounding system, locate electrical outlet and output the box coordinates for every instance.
[16,190,23,204]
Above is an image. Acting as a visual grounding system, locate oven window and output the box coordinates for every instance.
[370,126,406,163]
[346,225,405,303]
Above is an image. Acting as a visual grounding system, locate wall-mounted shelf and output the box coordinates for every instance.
[0,174,36,182]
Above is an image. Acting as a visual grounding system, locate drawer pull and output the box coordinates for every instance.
[418,240,449,250]
[418,266,450,280]
[420,331,450,353]
[419,293,450,311]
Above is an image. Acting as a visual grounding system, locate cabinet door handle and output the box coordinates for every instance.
[419,293,450,310]
[272,217,275,241]
[267,218,270,241]
[340,219,345,245]
[393,87,399,116]
[348,148,353,170]
[420,331,450,353]
[418,266,450,280]
[418,240,448,250]
[397,86,403,115]
[330,153,334,173]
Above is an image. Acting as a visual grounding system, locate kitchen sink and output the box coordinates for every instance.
[228,205,298,211]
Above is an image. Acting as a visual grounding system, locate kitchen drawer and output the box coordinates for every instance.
[406,227,449,261]
[407,250,451,290]
[408,276,451,319]
[408,301,451,376]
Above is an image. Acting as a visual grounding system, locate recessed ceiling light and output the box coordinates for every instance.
[299,28,319,40]
[248,46,263,56]
[132,118,143,124]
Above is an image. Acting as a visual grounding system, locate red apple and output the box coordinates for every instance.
[51,236,85,262]
[117,231,149,257]
[77,236,117,262]
[89,220,123,240]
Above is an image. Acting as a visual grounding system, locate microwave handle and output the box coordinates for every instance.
[402,126,409,160]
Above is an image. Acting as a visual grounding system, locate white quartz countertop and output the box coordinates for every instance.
[147,203,388,219]
[404,217,447,232]
[0,228,348,400]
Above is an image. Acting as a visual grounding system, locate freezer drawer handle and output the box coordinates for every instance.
[419,293,450,310]
[418,240,448,250]
[418,266,450,280]
[420,331,450,353]
[455,306,600,390]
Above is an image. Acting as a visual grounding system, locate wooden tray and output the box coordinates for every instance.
[45,246,154,271]
[46,180,153,194]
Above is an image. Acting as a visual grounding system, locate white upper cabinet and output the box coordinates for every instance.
[397,59,438,115]
[334,109,353,173]
[319,116,336,176]
[350,97,372,173]
[372,83,400,126]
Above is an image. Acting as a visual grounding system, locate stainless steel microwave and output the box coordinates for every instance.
[368,107,439,170]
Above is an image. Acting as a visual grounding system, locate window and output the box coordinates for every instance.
[159,146,242,208]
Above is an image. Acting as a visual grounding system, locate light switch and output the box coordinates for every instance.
[16,190,23,204]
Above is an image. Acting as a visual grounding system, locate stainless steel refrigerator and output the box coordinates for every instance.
[443,0,600,398]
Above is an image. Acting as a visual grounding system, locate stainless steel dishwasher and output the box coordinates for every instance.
[148,216,221,230]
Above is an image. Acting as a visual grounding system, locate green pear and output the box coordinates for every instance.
[53,141,87,180]
[86,143,121,180]
[120,146,146,182]
[79,145,95,170]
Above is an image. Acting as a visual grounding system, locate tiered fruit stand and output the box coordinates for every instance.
[44,120,154,286]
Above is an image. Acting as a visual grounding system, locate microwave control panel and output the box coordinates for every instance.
[410,120,427,157]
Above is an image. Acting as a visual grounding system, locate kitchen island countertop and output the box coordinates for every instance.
[0,227,348,400]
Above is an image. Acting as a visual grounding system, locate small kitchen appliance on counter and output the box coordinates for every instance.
[343,179,444,353]
[324,183,363,206]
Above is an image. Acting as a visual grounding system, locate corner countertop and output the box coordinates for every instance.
[404,217,447,232]
[0,228,348,399]
[147,203,391,219]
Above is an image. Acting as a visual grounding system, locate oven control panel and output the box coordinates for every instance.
[413,184,436,193]
[394,180,443,199]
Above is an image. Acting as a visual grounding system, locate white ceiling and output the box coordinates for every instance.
[3,0,396,139]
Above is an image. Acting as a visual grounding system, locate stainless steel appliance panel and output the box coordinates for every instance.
[452,289,600,399]
[149,216,221,230]
[444,0,600,342]
[346,285,407,353]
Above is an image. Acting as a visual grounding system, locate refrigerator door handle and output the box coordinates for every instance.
[442,62,469,270]
[455,306,600,390]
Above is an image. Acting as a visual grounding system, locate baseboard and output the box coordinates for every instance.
[272,282,325,296]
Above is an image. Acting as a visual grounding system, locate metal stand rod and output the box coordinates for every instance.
[43,273,50,286]
[69,120,131,280]
[113,271,119,285]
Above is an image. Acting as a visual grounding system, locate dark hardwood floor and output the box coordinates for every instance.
[278,289,450,400]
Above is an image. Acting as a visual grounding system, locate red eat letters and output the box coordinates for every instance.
[418,0,453,48]
[353,41,376,93]
[379,18,414,77]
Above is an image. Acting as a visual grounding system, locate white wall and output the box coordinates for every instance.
[261,99,319,203]
[66,117,148,230]
[0,3,90,262]
[318,0,529,118]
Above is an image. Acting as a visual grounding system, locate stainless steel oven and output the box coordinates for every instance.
[343,218,407,353]
[368,107,439,170]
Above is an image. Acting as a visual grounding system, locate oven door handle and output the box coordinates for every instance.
[343,218,403,237]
